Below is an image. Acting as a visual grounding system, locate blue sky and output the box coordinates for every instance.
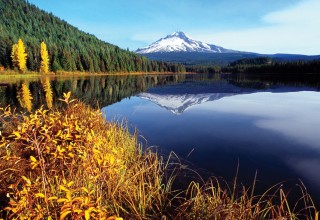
[28,0,319,55]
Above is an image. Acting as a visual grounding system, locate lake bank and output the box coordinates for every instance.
[0,98,318,219]
[0,70,197,89]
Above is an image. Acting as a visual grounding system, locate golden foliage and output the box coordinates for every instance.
[16,82,33,112]
[40,41,50,73]
[11,38,27,72]
[0,97,170,219]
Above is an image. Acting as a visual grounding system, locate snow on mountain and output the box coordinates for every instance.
[136,31,238,54]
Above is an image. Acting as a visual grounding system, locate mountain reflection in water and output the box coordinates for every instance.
[137,80,257,114]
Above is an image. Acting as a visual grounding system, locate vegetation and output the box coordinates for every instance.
[141,52,261,66]
[0,96,161,219]
[0,0,185,73]
[10,39,27,73]
[184,57,320,74]
[225,57,320,74]
[0,88,318,219]
[186,65,222,74]
[40,41,50,74]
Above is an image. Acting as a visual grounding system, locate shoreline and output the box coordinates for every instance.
[0,70,200,85]
[0,100,317,219]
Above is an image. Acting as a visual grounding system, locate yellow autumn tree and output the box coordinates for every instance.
[40,41,50,73]
[11,38,27,72]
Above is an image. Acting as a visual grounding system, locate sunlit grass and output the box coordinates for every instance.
[0,70,40,82]
[0,93,318,219]
[0,70,185,82]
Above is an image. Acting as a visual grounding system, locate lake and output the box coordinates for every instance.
[1,73,320,203]
[101,73,320,202]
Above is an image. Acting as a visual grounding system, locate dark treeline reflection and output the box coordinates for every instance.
[1,75,188,111]
[229,72,320,90]
[1,73,319,112]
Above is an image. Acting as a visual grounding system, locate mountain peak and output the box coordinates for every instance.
[136,31,238,54]
[170,31,188,38]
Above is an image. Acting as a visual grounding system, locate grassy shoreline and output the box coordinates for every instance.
[0,70,195,86]
[0,97,318,219]
[0,70,192,78]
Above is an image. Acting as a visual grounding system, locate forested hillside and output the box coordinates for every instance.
[0,0,185,73]
[225,57,320,74]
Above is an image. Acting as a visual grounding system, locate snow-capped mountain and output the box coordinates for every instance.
[136,31,238,54]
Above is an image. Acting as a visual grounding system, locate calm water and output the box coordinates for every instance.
[1,73,320,203]
[102,76,320,201]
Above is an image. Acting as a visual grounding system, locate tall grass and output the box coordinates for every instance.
[175,177,318,219]
[0,94,318,219]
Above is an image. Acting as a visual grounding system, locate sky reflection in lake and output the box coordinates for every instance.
[202,91,320,149]
[197,91,320,190]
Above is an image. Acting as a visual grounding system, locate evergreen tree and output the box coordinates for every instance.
[40,41,49,73]
[10,44,18,69]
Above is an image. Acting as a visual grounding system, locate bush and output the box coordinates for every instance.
[0,96,172,219]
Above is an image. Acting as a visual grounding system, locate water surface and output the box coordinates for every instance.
[102,77,320,200]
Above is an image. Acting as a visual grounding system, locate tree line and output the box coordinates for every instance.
[186,58,320,74]
[0,0,185,73]
[224,58,320,74]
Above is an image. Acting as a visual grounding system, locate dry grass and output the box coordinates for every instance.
[175,176,318,220]
[0,93,318,219]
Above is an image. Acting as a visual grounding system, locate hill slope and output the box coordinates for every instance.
[0,0,185,73]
